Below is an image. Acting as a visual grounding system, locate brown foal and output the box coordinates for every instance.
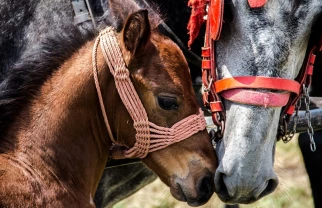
[0,9,217,207]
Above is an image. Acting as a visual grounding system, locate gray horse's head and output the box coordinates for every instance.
[214,0,321,204]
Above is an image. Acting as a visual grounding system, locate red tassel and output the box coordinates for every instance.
[187,0,207,48]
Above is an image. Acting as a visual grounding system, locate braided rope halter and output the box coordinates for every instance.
[92,27,207,159]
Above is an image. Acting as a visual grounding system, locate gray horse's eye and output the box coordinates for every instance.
[157,96,178,110]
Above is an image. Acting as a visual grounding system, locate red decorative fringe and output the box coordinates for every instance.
[187,0,207,48]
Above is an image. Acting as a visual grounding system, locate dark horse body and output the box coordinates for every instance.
[0,0,218,207]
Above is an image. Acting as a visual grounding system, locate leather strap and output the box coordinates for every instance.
[214,76,301,95]
[200,0,225,129]
[282,38,322,117]
[208,0,224,40]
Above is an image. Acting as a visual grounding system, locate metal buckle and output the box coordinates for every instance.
[71,0,91,25]
[71,0,97,28]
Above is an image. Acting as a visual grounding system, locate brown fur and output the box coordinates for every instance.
[0,10,217,207]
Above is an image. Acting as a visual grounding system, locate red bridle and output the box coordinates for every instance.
[188,0,322,140]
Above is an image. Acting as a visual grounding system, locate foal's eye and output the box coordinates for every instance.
[157,96,178,110]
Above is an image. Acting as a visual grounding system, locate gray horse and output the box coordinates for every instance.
[212,0,321,204]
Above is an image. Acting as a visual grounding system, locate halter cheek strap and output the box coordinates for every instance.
[93,27,207,159]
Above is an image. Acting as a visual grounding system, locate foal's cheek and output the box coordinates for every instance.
[141,153,171,185]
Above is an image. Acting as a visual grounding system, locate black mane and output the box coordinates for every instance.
[0,27,95,140]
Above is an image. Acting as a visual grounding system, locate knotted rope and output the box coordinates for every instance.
[93,27,207,159]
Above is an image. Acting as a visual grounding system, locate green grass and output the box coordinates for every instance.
[114,135,314,208]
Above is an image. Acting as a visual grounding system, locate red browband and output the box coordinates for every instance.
[213,76,300,109]
[221,89,291,108]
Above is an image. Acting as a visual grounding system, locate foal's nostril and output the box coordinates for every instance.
[195,173,214,204]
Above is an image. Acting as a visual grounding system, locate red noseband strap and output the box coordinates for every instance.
[221,89,291,108]
[213,76,300,108]
[214,76,300,95]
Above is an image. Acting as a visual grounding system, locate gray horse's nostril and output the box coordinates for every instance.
[215,170,279,203]
[258,178,278,198]
[216,171,230,201]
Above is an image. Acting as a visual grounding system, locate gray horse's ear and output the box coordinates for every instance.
[122,10,151,56]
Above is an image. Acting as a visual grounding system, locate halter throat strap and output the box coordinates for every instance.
[92,27,207,159]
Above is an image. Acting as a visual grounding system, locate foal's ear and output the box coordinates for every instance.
[122,10,151,55]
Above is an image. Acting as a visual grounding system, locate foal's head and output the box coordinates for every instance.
[101,8,217,206]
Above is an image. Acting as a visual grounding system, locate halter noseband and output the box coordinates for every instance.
[188,0,322,140]
[92,27,207,159]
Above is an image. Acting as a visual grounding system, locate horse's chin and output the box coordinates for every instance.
[217,185,278,205]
